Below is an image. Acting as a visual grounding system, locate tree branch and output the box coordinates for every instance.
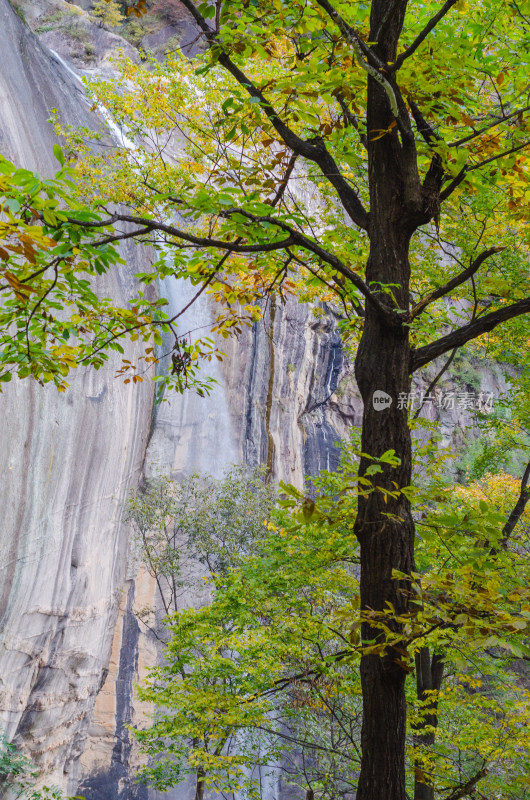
[407,97,445,200]
[68,212,298,253]
[219,51,370,228]
[288,249,365,318]
[448,103,530,148]
[411,297,530,371]
[67,210,393,320]
[439,165,467,201]
[413,347,457,419]
[314,0,400,117]
[268,153,298,207]
[216,208,394,319]
[409,246,505,319]
[335,90,368,149]
[441,767,488,800]
[390,0,459,72]
[176,0,369,229]
[466,138,530,172]
[408,97,441,146]
[440,138,530,202]
[500,460,530,549]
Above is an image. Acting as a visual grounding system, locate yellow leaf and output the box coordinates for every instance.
[369,121,397,141]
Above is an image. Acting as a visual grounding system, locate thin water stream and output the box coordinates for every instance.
[49,48,238,478]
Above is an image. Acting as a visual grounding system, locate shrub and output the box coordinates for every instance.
[91,0,124,28]
[151,0,185,26]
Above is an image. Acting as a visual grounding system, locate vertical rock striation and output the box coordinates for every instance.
[77,286,353,798]
[0,5,357,792]
[0,1,154,792]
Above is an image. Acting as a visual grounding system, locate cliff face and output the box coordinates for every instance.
[0,1,154,791]
[0,6,350,795]
[76,261,352,800]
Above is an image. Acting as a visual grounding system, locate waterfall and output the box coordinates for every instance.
[49,49,137,151]
[48,48,238,479]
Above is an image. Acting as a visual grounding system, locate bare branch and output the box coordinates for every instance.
[441,766,488,800]
[253,725,359,763]
[412,297,530,371]
[409,246,505,319]
[413,347,457,418]
[390,0,459,72]
[500,461,530,549]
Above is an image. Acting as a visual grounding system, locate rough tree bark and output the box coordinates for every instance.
[353,3,420,799]
[195,766,205,800]
[413,648,444,800]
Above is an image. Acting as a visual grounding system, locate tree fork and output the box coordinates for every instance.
[354,184,416,800]
[354,2,418,796]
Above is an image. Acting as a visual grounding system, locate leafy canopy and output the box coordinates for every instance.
[54,0,530,378]
[133,446,530,800]
[0,153,222,395]
[3,0,530,394]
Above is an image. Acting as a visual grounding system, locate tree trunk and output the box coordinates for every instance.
[413,648,444,800]
[354,284,415,800]
[355,3,418,798]
[195,766,205,800]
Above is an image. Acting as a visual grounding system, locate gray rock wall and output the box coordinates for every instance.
[76,263,352,800]
[0,1,154,792]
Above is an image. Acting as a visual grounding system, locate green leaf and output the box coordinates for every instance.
[53,144,65,166]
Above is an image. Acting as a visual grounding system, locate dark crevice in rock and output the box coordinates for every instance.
[78,582,146,800]
[265,297,277,480]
